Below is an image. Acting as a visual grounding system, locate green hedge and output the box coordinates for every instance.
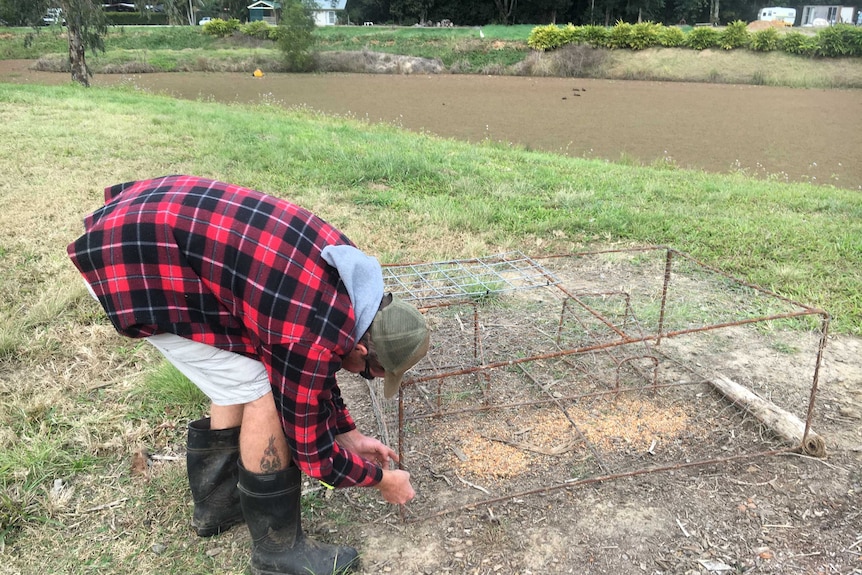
[527,21,862,58]
[750,27,781,51]
[719,20,750,49]
[781,31,818,56]
[239,20,277,40]
[201,18,242,37]
[686,26,720,50]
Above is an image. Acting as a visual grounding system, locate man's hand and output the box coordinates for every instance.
[335,430,415,504]
[376,469,415,505]
[335,429,397,468]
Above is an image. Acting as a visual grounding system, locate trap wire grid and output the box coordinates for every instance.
[381,251,560,303]
[368,247,829,523]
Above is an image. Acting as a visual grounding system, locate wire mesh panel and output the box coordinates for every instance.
[366,248,829,522]
[381,251,560,304]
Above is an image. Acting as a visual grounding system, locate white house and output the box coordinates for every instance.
[247,1,279,25]
[800,4,857,25]
[307,0,346,26]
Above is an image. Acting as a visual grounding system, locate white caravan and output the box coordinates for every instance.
[757,6,797,24]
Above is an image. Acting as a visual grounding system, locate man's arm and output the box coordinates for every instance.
[261,341,383,489]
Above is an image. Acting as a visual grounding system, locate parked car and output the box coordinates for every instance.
[40,15,66,25]
[198,16,212,25]
[41,8,65,26]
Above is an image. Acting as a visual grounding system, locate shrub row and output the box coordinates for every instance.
[201,18,282,41]
[527,22,862,57]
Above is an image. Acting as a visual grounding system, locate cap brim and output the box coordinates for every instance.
[383,370,405,399]
[381,332,430,399]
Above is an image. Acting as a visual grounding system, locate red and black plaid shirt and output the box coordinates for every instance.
[68,175,382,488]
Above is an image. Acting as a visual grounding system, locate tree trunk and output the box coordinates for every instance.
[67,23,90,87]
[710,0,720,24]
[492,0,516,25]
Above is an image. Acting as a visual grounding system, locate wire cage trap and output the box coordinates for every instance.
[365,247,829,522]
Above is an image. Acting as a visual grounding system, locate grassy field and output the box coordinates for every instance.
[0,23,861,575]
[1,82,860,338]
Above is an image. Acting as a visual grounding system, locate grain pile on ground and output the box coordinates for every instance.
[439,395,697,482]
[567,395,695,452]
[445,409,582,479]
[451,430,529,479]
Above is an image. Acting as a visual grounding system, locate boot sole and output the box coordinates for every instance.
[193,516,244,537]
[249,553,359,575]
[250,563,358,575]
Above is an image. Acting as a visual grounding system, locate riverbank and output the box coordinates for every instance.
[3,24,862,88]
[4,60,860,191]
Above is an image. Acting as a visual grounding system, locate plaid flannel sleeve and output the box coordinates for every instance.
[261,341,384,488]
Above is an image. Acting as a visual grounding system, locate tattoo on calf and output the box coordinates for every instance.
[260,435,282,473]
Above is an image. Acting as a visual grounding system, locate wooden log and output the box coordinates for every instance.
[711,374,826,457]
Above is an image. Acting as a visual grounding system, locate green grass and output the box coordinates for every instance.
[460,277,509,304]
[129,364,210,423]
[0,69,860,573]
[0,25,219,59]
[1,82,858,333]
[315,24,534,42]
[312,24,531,69]
[603,46,862,87]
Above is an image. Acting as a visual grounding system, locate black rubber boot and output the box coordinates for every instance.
[238,462,359,575]
[186,417,244,537]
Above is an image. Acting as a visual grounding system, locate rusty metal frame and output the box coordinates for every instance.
[379,246,830,523]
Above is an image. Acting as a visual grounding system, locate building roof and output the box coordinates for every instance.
[246,1,279,9]
[246,0,345,12]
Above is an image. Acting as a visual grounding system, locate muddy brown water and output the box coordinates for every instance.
[2,60,861,189]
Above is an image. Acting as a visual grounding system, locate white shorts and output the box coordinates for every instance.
[146,333,271,406]
[85,281,270,406]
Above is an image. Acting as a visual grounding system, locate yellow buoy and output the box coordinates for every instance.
[253,69,264,78]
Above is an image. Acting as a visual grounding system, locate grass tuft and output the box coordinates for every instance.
[129,363,209,424]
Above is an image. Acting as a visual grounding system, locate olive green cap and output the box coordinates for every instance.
[371,297,430,398]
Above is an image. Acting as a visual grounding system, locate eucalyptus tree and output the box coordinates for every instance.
[391,0,431,23]
[156,0,206,25]
[57,0,107,87]
[276,0,316,70]
[218,0,250,20]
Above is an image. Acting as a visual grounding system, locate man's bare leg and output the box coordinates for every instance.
[214,392,291,473]
[210,403,243,429]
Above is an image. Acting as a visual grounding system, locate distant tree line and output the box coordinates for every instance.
[346,0,770,27]
[2,0,826,29]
